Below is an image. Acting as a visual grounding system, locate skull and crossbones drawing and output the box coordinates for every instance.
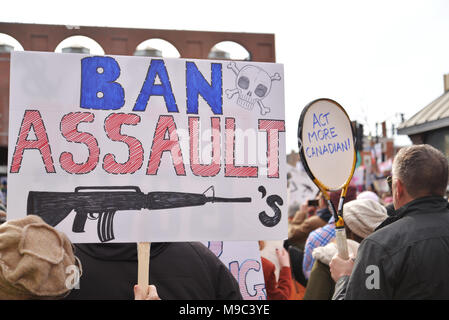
[225,61,281,115]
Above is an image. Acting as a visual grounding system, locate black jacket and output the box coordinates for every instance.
[333,196,449,299]
[65,242,243,300]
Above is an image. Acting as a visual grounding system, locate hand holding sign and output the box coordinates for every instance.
[297,99,356,259]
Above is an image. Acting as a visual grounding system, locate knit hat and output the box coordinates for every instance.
[357,191,380,203]
[343,199,388,239]
[0,215,82,299]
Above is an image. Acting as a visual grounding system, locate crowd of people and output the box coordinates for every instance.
[0,144,448,300]
[285,144,449,299]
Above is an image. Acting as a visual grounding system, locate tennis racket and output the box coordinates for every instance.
[297,98,357,259]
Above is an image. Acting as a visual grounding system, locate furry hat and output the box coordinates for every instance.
[343,199,388,239]
[357,191,380,203]
[312,240,360,266]
[0,215,81,299]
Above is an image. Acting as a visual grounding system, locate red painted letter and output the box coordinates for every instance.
[59,112,100,174]
[103,113,144,174]
[147,115,186,175]
[10,110,55,173]
[258,120,285,178]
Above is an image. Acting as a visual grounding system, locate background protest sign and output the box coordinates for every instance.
[204,241,266,300]
[8,51,286,243]
[286,163,318,216]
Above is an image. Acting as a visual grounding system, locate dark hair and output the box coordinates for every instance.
[393,144,449,198]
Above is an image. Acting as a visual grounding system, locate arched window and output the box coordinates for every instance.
[0,33,24,52]
[134,39,180,58]
[55,35,105,55]
[208,41,251,61]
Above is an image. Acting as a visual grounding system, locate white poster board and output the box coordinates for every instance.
[287,163,318,209]
[299,99,355,190]
[8,51,286,243]
[352,165,365,189]
[204,241,266,300]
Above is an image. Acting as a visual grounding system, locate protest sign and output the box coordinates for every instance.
[352,164,365,192]
[8,51,286,243]
[205,241,266,300]
[298,99,355,190]
[298,98,356,259]
[286,163,318,210]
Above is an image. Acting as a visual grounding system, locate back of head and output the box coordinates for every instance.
[343,199,388,239]
[393,144,449,198]
[0,215,81,299]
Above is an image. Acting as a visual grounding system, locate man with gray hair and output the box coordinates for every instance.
[330,144,449,299]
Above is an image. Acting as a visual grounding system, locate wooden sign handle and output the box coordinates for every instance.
[137,242,151,287]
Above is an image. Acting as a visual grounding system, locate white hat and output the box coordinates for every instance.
[356,191,380,203]
[343,199,388,239]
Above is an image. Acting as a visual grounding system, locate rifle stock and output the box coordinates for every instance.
[27,191,76,227]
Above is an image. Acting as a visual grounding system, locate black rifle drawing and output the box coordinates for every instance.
[27,186,252,242]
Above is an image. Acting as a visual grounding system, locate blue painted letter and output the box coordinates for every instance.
[133,59,178,112]
[80,56,125,110]
[186,62,222,114]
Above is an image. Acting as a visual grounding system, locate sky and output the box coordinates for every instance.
[2,0,449,153]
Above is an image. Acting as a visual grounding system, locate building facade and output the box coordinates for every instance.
[397,74,449,158]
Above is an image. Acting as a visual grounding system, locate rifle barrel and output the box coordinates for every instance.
[207,197,252,203]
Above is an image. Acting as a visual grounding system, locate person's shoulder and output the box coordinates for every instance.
[367,203,449,245]
[188,241,219,253]
[184,242,225,265]
[364,222,399,246]
[306,225,326,242]
[173,242,212,258]
[361,219,411,258]
[310,223,330,236]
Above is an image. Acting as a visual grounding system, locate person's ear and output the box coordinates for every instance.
[395,178,405,199]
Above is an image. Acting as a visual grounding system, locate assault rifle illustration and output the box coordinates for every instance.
[27,186,252,242]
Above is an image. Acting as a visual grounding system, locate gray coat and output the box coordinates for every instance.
[333,196,449,300]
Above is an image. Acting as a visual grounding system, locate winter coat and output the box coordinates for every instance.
[261,257,292,300]
[65,242,242,300]
[333,196,449,300]
[304,240,359,300]
[288,208,331,250]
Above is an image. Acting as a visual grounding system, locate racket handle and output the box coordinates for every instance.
[335,227,349,260]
